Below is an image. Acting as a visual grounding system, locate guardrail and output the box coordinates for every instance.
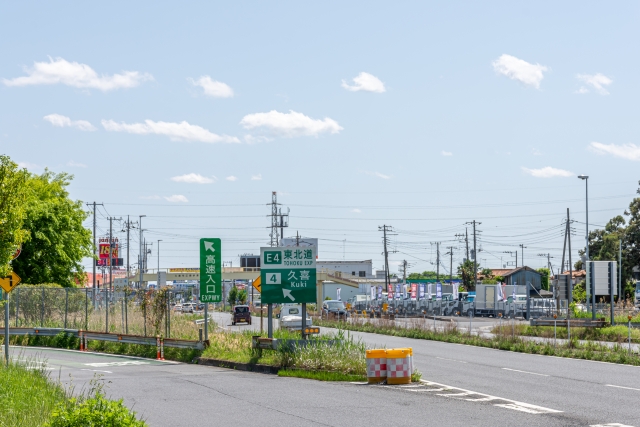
[530,318,606,328]
[5,327,206,352]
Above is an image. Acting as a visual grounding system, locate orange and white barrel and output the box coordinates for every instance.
[386,348,411,385]
[365,349,387,384]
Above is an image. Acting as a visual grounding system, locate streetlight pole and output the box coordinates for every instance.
[578,175,594,320]
[157,240,162,272]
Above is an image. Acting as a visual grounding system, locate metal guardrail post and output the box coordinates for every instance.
[64,288,69,330]
[41,287,45,326]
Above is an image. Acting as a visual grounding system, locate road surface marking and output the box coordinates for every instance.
[590,424,635,427]
[84,361,150,367]
[81,369,113,373]
[605,384,640,392]
[436,356,467,363]
[420,380,561,414]
[502,368,549,377]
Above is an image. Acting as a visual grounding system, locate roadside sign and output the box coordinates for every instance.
[252,276,261,293]
[0,272,21,293]
[11,246,21,260]
[199,238,222,302]
[260,246,316,304]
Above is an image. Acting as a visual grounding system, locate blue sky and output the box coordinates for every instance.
[2,1,639,276]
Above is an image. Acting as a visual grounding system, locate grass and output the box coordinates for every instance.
[0,358,67,427]
[201,328,367,377]
[278,369,366,382]
[498,323,640,344]
[316,317,640,367]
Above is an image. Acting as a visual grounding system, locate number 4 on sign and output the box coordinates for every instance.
[268,273,281,284]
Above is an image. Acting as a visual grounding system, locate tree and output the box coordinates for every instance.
[227,286,238,306]
[537,267,550,291]
[12,170,92,287]
[457,260,479,291]
[237,288,247,304]
[407,271,438,280]
[0,155,30,277]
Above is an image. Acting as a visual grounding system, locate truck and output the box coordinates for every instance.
[277,304,313,331]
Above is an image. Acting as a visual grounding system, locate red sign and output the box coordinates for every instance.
[410,283,417,299]
[387,284,393,299]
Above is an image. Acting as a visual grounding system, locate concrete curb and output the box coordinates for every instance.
[197,357,280,374]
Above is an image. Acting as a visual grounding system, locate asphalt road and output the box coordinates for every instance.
[211,311,640,426]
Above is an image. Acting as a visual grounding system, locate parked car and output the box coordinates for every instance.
[322,300,348,319]
[232,305,251,325]
[172,303,183,312]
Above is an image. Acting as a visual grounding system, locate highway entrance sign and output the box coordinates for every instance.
[260,246,316,304]
[0,272,21,293]
[199,238,222,302]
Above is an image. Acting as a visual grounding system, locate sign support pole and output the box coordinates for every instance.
[4,291,9,366]
[301,303,306,340]
[204,303,208,342]
[268,304,273,338]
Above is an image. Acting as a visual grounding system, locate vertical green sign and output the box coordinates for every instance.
[199,238,222,302]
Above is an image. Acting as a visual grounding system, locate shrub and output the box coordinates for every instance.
[47,392,146,427]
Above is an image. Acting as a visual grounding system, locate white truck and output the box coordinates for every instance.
[277,304,313,330]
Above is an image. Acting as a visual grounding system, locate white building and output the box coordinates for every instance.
[317,260,374,279]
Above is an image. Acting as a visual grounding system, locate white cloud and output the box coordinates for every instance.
[350,208,362,213]
[521,166,573,178]
[17,161,39,169]
[492,54,548,89]
[589,142,640,161]
[576,73,613,95]
[244,135,272,144]
[341,72,386,93]
[164,195,188,203]
[102,119,240,143]
[188,76,234,98]
[251,174,262,181]
[171,173,216,184]
[361,170,391,179]
[44,114,96,131]
[67,160,87,168]
[226,176,237,182]
[240,110,343,138]
[441,151,453,156]
[3,57,152,91]
[140,195,161,200]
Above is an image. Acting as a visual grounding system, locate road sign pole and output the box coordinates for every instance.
[204,303,208,342]
[301,303,306,340]
[4,291,9,366]
[268,304,273,338]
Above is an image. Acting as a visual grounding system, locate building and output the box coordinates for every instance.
[501,266,553,297]
[317,260,374,279]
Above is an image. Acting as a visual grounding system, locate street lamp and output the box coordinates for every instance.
[577,174,594,320]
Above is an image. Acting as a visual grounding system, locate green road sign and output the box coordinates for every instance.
[200,238,222,302]
[260,246,317,304]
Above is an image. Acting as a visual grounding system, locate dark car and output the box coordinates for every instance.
[322,300,348,319]
[232,305,251,325]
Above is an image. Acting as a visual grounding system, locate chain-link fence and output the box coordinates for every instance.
[0,287,200,340]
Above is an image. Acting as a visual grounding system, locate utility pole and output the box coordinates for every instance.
[465,228,469,261]
[138,215,146,289]
[465,221,481,289]
[268,192,280,247]
[86,202,103,308]
[519,244,527,267]
[431,242,441,281]
[378,225,396,295]
[446,247,454,285]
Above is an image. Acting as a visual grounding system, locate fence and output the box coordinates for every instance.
[0,287,201,340]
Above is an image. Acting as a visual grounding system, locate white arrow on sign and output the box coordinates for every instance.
[204,241,215,252]
[283,289,295,301]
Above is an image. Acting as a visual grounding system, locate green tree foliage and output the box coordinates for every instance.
[407,271,438,280]
[236,288,247,304]
[227,286,238,306]
[0,155,30,277]
[537,267,550,291]
[12,170,92,287]
[457,260,479,291]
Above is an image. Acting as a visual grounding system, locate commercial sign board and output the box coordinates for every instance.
[260,246,317,304]
[199,238,222,303]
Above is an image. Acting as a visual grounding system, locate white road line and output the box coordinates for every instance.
[421,380,562,414]
[502,368,549,377]
[590,423,635,427]
[605,384,640,392]
[436,356,467,363]
[81,369,113,374]
[84,361,150,367]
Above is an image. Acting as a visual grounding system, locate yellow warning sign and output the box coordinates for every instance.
[0,272,21,293]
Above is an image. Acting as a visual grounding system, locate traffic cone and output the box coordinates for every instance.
[79,331,84,351]
[160,337,165,361]
[156,336,161,360]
